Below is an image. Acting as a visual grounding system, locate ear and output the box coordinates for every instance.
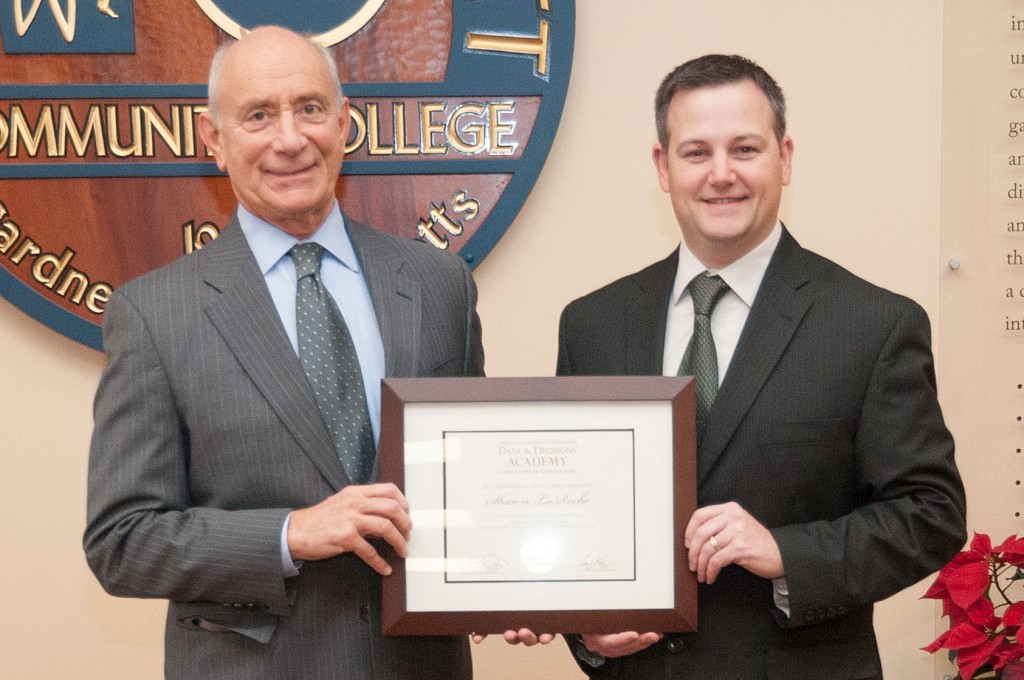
[197,112,227,172]
[337,97,351,146]
[779,135,794,187]
[652,143,671,193]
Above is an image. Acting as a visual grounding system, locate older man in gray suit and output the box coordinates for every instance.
[84,26,482,679]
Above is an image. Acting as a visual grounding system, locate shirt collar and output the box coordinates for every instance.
[236,202,360,276]
[671,221,782,309]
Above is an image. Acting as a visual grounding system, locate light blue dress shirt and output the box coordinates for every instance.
[235,202,386,576]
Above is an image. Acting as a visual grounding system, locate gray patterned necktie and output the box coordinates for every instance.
[291,243,374,484]
[678,273,731,441]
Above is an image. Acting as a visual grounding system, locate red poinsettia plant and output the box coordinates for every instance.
[922,533,1024,679]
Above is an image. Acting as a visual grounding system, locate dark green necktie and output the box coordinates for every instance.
[678,273,731,441]
[291,243,374,484]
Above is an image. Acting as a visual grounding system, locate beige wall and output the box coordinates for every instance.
[0,2,959,678]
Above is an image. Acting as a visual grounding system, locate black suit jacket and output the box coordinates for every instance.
[84,216,483,680]
[557,228,965,680]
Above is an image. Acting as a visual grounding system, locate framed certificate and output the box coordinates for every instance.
[379,376,697,636]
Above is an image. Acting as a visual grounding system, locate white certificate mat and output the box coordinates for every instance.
[380,376,697,636]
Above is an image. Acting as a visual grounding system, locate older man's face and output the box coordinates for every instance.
[200,27,349,239]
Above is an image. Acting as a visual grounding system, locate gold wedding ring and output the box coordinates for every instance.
[709,535,721,552]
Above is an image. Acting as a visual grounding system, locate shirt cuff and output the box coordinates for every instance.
[280,512,302,578]
[568,634,606,668]
[772,576,790,618]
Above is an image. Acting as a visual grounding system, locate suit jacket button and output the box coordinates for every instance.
[665,637,684,653]
[359,605,370,622]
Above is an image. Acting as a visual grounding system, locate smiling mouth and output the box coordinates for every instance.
[272,168,312,178]
[703,197,746,205]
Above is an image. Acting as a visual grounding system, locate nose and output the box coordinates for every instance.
[708,152,735,185]
[272,111,308,153]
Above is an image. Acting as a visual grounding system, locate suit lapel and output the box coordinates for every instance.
[346,219,420,483]
[698,229,812,483]
[627,250,677,375]
[199,219,349,490]
[347,219,421,378]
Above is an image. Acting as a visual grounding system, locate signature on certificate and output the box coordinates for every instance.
[578,554,618,573]
[455,552,509,575]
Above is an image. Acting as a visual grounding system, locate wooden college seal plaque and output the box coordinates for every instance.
[0,0,574,348]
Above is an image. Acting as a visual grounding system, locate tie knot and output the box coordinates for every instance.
[688,273,730,317]
[290,242,325,279]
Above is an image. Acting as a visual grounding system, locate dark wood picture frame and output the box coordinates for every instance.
[379,375,697,636]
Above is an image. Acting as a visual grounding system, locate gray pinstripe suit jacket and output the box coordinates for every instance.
[84,215,482,680]
[557,227,966,680]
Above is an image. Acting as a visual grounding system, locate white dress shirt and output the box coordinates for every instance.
[662,223,782,380]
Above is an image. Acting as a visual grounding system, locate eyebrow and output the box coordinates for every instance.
[238,92,331,113]
[678,133,767,145]
[240,97,272,111]
[730,134,768,145]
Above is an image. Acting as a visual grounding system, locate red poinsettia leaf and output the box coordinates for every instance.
[970,533,994,557]
[944,622,991,650]
[947,551,985,570]
[922,574,950,601]
[957,635,1003,680]
[925,531,1024,679]
[946,599,970,624]
[993,534,1024,554]
[1004,602,1024,629]
[966,597,998,628]
[947,562,992,609]
[997,535,1024,569]
[922,629,951,654]
[995,643,1024,671]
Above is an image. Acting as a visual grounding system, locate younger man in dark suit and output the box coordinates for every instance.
[552,55,966,679]
[84,26,482,680]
